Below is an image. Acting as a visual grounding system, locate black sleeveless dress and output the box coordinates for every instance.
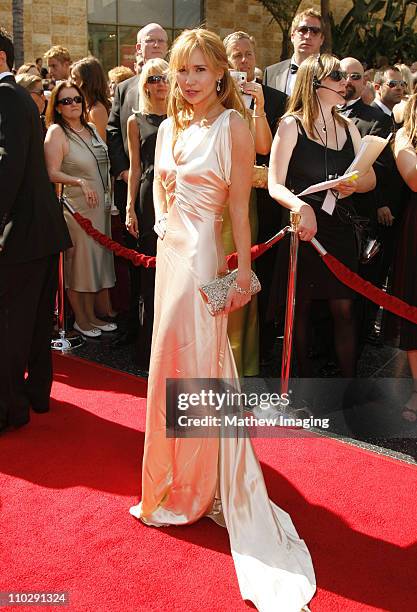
[134,112,166,369]
[276,117,358,303]
[385,189,417,351]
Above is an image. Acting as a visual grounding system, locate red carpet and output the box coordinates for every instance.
[1,354,416,611]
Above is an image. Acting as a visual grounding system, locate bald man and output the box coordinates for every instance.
[340,57,390,137]
[107,23,168,347]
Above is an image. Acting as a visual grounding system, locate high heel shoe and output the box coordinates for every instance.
[74,322,102,338]
[90,321,118,332]
[401,390,417,423]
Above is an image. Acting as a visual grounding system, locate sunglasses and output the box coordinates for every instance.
[296,26,322,36]
[346,72,362,81]
[386,79,407,88]
[327,70,348,82]
[57,95,83,106]
[31,89,45,96]
[146,75,168,84]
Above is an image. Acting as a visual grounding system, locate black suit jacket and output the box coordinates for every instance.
[107,75,140,177]
[369,101,406,219]
[340,99,392,221]
[256,84,287,167]
[256,84,288,242]
[0,75,71,264]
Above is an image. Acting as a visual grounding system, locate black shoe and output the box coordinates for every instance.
[32,406,50,414]
[111,331,138,348]
[0,420,29,435]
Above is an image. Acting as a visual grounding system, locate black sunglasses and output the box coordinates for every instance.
[146,75,168,84]
[57,95,83,106]
[328,70,348,82]
[346,72,362,81]
[386,79,407,88]
[296,26,322,35]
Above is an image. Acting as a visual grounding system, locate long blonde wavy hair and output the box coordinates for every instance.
[402,93,417,149]
[167,28,250,144]
[284,53,348,138]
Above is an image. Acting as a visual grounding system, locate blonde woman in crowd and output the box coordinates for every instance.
[125,58,169,370]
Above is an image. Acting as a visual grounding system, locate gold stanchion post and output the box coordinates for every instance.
[280,211,301,395]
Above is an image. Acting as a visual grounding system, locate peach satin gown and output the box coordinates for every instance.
[130,110,316,611]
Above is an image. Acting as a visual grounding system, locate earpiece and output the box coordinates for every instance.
[313,76,321,89]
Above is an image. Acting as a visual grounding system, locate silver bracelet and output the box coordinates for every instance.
[232,281,251,295]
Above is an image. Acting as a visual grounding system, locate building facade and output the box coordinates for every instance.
[1,0,352,73]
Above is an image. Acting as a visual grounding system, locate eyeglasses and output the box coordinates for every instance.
[57,95,83,106]
[386,79,407,88]
[346,72,362,81]
[31,89,45,97]
[143,38,167,46]
[146,75,168,84]
[295,26,322,36]
[328,70,348,82]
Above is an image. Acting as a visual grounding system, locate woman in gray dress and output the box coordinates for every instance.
[44,81,116,338]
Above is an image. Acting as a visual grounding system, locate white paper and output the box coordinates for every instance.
[296,171,358,197]
[344,133,391,176]
[322,190,337,215]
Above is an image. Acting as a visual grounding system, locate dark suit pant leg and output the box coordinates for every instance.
[0,255,58,427]
[136,231,157,370]
[25,255,59,410]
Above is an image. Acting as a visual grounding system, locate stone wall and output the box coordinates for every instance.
[4,0,87,66]
[3,0,355,68]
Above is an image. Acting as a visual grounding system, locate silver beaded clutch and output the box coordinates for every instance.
[199,269,261,316]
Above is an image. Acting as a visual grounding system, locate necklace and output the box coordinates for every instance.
[191,104,224,127]
[71,125,85,133]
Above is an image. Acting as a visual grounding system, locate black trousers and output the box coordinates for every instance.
[0,254,59,427]
[114,178,141,335]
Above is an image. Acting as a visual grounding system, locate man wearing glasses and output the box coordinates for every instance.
[339,57,391,137]
[107,23,168,347]
[263,8,324,95]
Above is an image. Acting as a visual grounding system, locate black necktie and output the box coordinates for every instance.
[290,64,298,75]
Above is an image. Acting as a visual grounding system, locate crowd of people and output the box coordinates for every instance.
[2,8,417,419]
[2,7,417,611]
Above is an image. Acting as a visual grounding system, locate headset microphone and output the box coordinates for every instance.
[313,77,346,100]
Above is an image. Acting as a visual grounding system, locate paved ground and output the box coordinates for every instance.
[62,318,416,466]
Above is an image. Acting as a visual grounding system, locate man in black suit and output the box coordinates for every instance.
[224,31,287,364]
[0,28,72,433]
[107,23,168,348]
[263,8,324,96]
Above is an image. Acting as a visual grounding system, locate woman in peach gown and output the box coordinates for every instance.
[130,29,315,612]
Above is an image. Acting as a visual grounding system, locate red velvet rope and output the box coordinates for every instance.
[322,252,417,325]
[71,211,287,268]
[73,212,156,268]
[71,210,417,324]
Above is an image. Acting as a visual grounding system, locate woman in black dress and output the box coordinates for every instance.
[268,54,375,377]
[125,59,169,370]
[389,94,417,421]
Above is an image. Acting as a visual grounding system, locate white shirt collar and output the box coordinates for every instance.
[0,71,14,81]
[374,98,392,116]
[346,97,361,107]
